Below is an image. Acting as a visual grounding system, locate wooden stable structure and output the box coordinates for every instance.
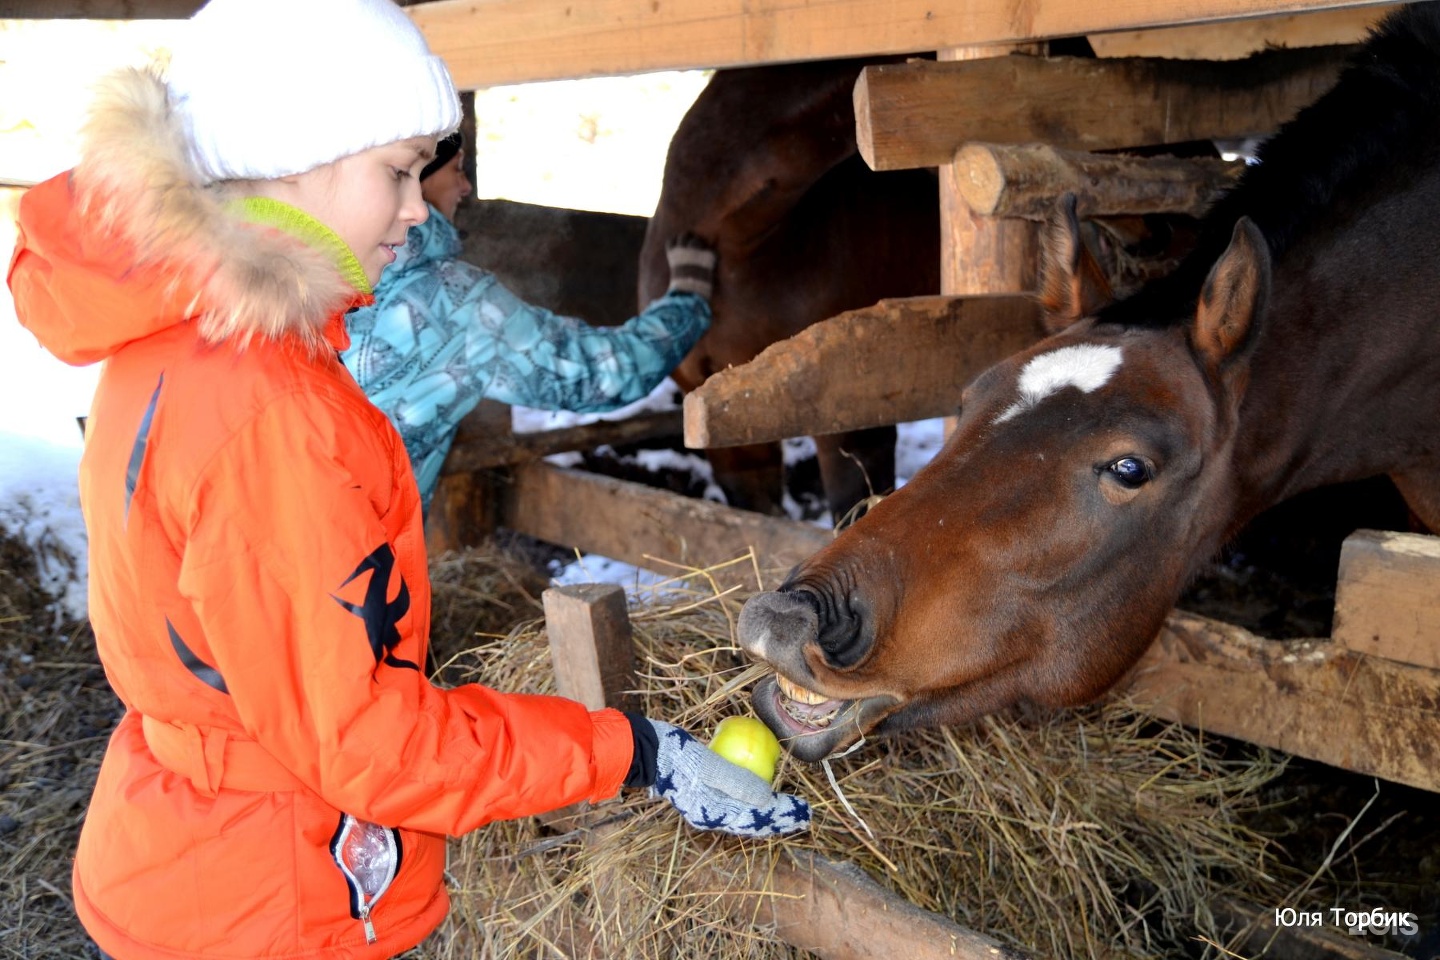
[19,1,1436,956]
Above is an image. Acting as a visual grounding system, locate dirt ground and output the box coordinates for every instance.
[1,470,1436,959]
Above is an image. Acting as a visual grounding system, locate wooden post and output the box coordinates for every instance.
[425,398,511,556]
[542,583,639,712]
[938,44,1044,298]
[937,44,1043,441]
[539,583,639,830]
[1333,529,1440,671]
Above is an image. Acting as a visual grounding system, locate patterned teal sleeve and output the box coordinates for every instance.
[343,222,710,508]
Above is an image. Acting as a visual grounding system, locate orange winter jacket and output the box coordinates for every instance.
[7,68,633,960]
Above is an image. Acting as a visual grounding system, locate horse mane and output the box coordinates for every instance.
[1098,3,1440,328]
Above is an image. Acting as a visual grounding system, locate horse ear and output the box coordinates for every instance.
[1192,217,1270,373]
[1036,193,1113,334]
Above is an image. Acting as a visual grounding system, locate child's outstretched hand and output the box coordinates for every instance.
[664,232,718,301]
[632,717,810,838]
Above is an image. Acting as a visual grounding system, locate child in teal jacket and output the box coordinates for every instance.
[342,133,714,509]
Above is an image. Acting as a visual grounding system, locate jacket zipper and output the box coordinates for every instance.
[331,814,400,945]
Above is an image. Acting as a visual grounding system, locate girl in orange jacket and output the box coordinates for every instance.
[6,1,808,958]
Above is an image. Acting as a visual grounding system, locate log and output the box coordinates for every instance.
[1089,5,1400,60]
[497,462,832,591]
[1122,610,1440,794]
[855,44,1355,173]
[406,0,1379,89]
[954,143,1243,220]
[441,409,683,475]
[1332,529,1440,671]
[683,296,1046,450]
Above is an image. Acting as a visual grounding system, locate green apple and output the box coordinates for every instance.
[709,715,781,782]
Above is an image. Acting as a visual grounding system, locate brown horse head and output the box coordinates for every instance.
[738,200,1272,760]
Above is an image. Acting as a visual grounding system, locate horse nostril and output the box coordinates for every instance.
[737,590,820,660]
[817,608,868,668]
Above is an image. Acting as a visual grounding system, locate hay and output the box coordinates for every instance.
[413,560,1298,960]
[3,542,1399,960]
[0,527,113,960]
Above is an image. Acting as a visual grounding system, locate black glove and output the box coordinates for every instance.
[624,713,810,838]
[664,232,717,301]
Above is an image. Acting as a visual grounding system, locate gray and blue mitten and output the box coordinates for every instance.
[665,232,718,301]
[623,714,810,838]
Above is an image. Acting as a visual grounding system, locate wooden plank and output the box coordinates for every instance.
[709,850,1034,960]
[1089,4,1400,59]
[1123,610,1440,794]
[406,0,1384,89]
[10,0,424,16]
[683,295,1045,450]
[498,462,832,591]
[1333,529,1440,671]
[954,143,1242,220]
[855,44,1355,172]
[543,584,638,713]
[4,0,202,14]
[441,410,683,475]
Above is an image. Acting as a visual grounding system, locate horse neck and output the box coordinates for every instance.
[1230,185,1440,525]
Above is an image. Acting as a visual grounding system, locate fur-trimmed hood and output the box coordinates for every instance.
[11,67,359,366]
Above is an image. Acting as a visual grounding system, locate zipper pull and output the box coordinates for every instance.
[360,904,377,945]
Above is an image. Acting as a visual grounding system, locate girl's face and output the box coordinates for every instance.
[419,150,472,222]
[278,136,436,286]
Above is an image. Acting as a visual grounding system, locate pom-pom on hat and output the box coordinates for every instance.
[167,0,461,183]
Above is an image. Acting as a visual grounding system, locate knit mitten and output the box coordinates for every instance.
[665,232,717,301]
[644,718,810,838]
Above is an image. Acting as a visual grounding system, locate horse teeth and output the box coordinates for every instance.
[777,674,830,705]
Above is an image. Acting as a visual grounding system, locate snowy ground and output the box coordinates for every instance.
[0,21,947,619]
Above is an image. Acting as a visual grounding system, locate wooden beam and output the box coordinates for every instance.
[683,296,1045,450]
[1333,529,1440,671]
[1089,4,1400,59]
[4,0,202,14]
[1123,610,1440,794]
[406,0,1384,89]
[954,143,1242,220]
[855,44,1354,172]
[497,462,832,591]
[441,410,683,475]
[9,0,426,16]
[710,850,1034,960]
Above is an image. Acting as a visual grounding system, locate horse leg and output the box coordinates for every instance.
[706,442,787,516]
[814,426,897,525]
[1389,465,1440,534]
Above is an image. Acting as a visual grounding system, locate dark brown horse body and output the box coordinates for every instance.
[638,60,939,518]
[737,7,1440,762]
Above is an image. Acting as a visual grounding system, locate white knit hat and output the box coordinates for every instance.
[167,0,461,183]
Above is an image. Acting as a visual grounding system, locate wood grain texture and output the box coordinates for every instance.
[856,44,1355,172]
[1333,529,1440,671]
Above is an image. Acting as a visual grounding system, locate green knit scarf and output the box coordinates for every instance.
[227,196,372,295]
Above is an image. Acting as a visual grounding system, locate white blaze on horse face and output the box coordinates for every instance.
[993,344,1124,425]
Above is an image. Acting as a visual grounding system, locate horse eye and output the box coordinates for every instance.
[1106,457,1152,488]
